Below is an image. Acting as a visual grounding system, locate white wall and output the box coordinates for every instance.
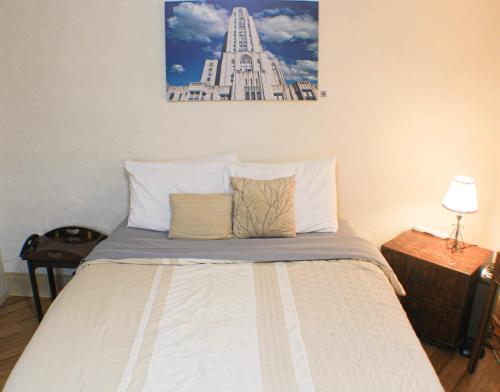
[1,0,499,275]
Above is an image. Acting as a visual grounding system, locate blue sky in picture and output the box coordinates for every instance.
[165,0,319,86]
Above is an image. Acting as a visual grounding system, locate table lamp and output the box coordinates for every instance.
[442,176,478,253]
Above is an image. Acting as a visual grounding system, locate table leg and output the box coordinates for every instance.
[47,267,57,300]
[28,264,43,321]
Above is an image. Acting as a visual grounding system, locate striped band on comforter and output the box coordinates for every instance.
[5,258,443,392]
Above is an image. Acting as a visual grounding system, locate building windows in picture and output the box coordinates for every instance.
[274,93,284,100]
[168,93,175,101]
[271,63,283,85]
[240,55,252,72]
[188,91,201,101]
[302,89,315,100]
[244,86,261,101]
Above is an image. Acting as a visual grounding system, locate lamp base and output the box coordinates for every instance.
[446,214,465,254]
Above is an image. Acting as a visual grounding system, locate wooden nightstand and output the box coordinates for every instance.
[381,230,493,349]
[20,226,107,321]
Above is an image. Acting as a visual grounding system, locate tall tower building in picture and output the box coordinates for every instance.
[167,7,318,102]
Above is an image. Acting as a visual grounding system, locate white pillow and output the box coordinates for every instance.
[227,158,338,233]
[126,160,231,231]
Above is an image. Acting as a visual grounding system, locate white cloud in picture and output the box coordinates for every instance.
[167,2,228,43]
[254,7,295,18]
[306,41,318,53]
[170,64,186,73]
[280,59,318,82]
[202,44,223,58]
[254,13,318,43]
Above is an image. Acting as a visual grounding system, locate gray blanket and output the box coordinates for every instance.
[85,219,404,295]
[86,219,384,264]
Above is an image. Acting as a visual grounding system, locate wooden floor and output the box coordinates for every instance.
[421,340,500,391]
[0,296,51,390]
[0,296,499,391]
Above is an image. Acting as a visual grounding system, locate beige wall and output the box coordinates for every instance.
[0,252,8,303]
[1,0,499,275]
[490,165,500,250]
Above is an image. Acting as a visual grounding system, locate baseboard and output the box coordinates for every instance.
[5,272,72,297]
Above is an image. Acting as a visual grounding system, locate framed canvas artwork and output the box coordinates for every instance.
[165,0,319,102]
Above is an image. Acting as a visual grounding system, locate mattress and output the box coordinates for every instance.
[5,222,443,391]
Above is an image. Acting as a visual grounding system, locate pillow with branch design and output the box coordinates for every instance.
[230,176,296,239]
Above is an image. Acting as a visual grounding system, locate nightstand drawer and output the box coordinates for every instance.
[384,249,467,309]
[402,296,461,347]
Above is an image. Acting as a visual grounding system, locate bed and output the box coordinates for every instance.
[5,220,443,391]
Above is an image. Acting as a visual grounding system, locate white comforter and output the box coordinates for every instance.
[5,258,443,391]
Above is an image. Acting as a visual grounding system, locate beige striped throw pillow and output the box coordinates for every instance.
[169,193,233,240]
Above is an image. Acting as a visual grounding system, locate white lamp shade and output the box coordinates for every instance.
[442,176,478,214]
